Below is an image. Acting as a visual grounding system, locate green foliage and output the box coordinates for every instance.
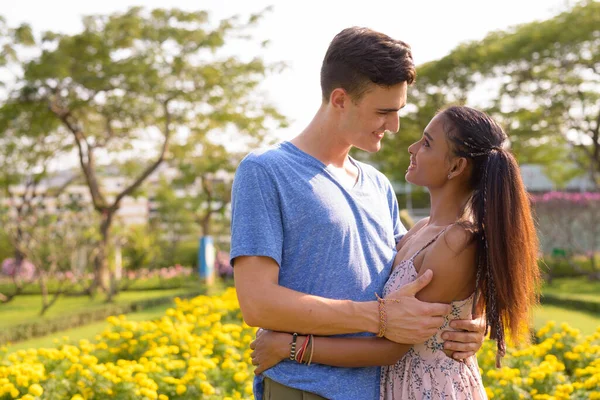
[0,7,287,295]
[367,0,600,187]
[541,255,600,278]
[121,225,162,271]
[172,240,200,269]
[169,140,237,237]
[541,294,600,315]
[0,18,34,69]
[0,230,13,264]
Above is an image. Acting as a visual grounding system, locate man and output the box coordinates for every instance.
[231,27,485,400]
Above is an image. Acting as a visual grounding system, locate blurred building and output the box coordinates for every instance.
[3,162,234,229]
[395,163,597,222]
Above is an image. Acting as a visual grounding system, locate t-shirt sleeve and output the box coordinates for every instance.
[230,158,283,267]
[387,179,406,244]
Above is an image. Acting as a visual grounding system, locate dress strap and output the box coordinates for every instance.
[409,225,453,262]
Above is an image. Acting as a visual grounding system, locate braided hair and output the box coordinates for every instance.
[441,106,540,367]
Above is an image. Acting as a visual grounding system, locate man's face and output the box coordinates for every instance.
[339,81,407,153]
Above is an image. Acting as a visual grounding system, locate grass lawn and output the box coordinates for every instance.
[5,302,175,352]
[533,304,600,336]
[0,287,202,329]
[542,277,600,303]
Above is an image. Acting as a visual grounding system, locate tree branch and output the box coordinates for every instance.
[46,174,78,198]
[111,100,173,209]
[95,115,117,148]
[49,99,107,210]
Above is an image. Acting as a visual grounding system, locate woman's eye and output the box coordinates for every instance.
[423,139,430,147]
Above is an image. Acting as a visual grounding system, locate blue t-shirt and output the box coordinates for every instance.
[230,141,405,400]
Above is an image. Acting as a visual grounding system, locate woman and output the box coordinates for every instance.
[249,106,540,399]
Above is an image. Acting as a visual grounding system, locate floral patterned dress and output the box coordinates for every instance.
[379,230,487,400]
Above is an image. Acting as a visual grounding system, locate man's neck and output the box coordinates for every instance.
[290,108,352,167]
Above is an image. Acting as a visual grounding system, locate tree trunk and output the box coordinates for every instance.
[93,210,114,301]
[40,273,48,312]
[586,201,600,280]
[201,212,212,237]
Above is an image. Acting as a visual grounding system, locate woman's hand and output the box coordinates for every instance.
[442,314,487,360]
[250,329,294,375]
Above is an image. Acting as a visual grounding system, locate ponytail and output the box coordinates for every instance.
[474,146,540,367]
[442,106,541,367]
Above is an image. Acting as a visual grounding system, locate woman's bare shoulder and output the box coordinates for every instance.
[440,223,477,256]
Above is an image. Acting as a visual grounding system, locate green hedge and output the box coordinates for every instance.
[0,290,204,345]
[0,274,201,296]
[540,293,600,314]
[540,255,600,279]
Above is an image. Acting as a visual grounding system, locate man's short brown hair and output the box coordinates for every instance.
[320,27,416,102]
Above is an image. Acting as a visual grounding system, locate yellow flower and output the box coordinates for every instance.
[244,382,253,395]
[200,382,216,395]
[28,383,44,396]
[176,384,187,395]
[234,371,249,383]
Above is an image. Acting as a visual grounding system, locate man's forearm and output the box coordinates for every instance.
[240,282,379,336]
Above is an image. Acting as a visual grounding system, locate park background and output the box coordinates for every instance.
[0,0,599,399]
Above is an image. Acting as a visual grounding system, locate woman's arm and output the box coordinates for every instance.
[250,330,411,375]
[413,225,478,358]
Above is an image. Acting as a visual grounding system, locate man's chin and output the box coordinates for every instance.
[355,142,382,153]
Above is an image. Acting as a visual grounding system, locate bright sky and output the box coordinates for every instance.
[3,0,574,142]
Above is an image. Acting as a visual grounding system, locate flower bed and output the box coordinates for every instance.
[1,289,599,399]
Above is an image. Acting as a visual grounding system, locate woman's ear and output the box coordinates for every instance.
[448,157,469,180]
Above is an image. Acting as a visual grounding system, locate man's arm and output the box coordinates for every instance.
[234,255,451,340]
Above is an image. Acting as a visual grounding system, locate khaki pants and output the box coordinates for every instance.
[263,378,328,400]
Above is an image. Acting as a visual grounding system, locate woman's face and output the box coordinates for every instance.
[405,113,455,188]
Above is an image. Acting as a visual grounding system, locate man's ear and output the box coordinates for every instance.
[330,88,349,110]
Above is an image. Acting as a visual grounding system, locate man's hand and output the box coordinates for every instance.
[250,329,291,375]
[443,314,487,360]
[384,269,452,344]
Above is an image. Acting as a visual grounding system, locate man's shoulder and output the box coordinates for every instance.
[354,159,393,188]
[240,142,291,169]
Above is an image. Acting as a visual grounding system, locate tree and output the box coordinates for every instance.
[149,178,198,268]
[0,7,286,298]
[170,140,238,237]
[2,185,99,313]
[0,115,74,302]
[369,0,600,188]
[149,142,238,270]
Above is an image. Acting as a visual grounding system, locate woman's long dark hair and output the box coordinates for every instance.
[441,106,540,367]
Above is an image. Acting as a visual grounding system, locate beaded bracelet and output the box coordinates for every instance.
[289,333,298,361]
